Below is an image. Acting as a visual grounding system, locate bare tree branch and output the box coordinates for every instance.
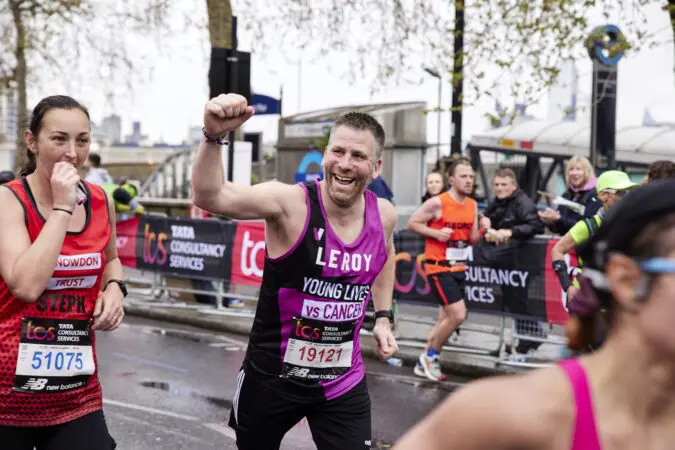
[3,0,176,171]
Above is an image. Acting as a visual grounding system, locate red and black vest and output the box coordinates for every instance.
[0,178,111,427]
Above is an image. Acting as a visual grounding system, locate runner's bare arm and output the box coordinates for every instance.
[406,197,442,238]
[191,93,303,220]
[372,199,397,312]
[0,188,70,302]
[191,152,303,221]
[551,232,576,262]
[393,377,550,450]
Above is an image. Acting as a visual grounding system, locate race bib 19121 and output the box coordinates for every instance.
[281,317,355,382]
[14,318,95,394]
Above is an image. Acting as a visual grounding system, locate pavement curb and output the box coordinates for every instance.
[125,303,506,380]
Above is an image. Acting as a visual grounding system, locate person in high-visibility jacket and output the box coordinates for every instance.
[551,170,637,352]
[552,171,636,299]
[102,182,145,219]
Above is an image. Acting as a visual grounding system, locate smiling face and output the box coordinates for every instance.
[25,108,91,178]
[322,125,381,208]
[494,175,517,199]
[426,172,445,197]
[567,163,588,189]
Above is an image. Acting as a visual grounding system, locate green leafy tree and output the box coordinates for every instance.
[238,0,670,109]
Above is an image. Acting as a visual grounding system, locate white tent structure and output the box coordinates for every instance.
[469,119,675,165]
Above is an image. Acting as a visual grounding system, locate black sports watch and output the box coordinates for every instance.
[103,279,128,298]
[374,309,394,324]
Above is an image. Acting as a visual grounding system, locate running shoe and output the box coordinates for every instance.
[413,352,446,382]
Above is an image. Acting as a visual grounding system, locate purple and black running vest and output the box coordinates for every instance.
[243,179,387,401]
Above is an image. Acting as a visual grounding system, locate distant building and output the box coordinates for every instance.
[101,114,122,145]
[124,121,148,146]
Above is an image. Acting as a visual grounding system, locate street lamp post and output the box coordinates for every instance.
[423,67,442,168]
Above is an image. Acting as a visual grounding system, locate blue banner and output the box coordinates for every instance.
[251,94,281,115]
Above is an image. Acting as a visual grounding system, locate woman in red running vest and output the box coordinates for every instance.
[0,96,125,449]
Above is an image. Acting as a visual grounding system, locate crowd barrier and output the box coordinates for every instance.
[116,215,572,369]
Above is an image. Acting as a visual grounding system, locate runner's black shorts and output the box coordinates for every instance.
[0,410,116,450]
[427,271,466,306]
[229,369,371,450]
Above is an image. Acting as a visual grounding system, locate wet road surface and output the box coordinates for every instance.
[97,316,469,449]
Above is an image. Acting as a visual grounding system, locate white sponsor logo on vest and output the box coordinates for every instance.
[47,276,98,291]
[55,253,102,271]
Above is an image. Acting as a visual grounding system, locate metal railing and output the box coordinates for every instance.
[139,148,278,200]
[124,268,568,370]
[139,147,194,199]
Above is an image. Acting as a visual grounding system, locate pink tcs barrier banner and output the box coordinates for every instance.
[229,221,266,287]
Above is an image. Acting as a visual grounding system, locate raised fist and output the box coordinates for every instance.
[203,93,255,139]
[51,162,80,210]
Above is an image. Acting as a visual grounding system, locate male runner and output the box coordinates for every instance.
[191,94,398,450]
[407,157,482,381]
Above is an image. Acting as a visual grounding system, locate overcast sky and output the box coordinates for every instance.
[30,1,675,151]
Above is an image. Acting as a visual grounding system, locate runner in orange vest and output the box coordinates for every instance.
[406,157,484,381]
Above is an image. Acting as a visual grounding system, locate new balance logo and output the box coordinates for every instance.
[287,367,310,378]
[20,378,48,391]
[364,440,372,447]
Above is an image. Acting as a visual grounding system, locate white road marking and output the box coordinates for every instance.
[109,411,212,444]
[104,398,199,422]
[203,422,238,440]
[103,398,236,441]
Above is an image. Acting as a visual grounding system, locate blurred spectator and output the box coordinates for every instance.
[478,168,545,359]
[420,171,448,203]
[84,153,114,186]
[367,175,395,204]
[0,171,15,185]
[646,160,675,183]
[481,168,544,244]
[103,181,145,221]
[538,156,601,235]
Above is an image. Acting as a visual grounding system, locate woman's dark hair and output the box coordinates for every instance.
[21,95,90,176]
[421,171,448,203]
[567,181,675,351]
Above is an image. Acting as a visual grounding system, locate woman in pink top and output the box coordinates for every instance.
[393,179,675,450]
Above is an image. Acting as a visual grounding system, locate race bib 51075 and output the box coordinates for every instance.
[14,318,95,394]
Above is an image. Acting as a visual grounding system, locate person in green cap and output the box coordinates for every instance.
[551,170,637,305]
